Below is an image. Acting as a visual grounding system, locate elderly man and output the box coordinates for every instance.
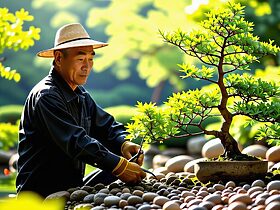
[16,23,146,197]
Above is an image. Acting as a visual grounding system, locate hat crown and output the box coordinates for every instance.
[54,23,90,47]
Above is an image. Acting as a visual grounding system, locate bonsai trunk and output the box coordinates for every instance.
[218,132,242,157]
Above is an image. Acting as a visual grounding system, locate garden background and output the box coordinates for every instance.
[0,0,279,196]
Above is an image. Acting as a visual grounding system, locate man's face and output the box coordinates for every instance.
[56,46,95,90]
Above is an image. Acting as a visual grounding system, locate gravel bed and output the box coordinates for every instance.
[45,170,280,210]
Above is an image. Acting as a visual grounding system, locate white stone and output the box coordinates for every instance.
[165,155,194,172]
[266,146,280,162]
[242,144,268,159]
[187,135,206,156]
[201,138,224,158]
[184,158,207,173]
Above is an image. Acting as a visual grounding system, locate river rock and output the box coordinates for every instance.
[104,195,121,207]
[184,158,207,173]
[199,201,215,209]
[203,194,222,204]
[266,146,280,162]
[265,195,280,205]
[228,194,252,204]
[162,200,181,210]
[74,203,93,210]
[241,144,268,159]
[153,196,170,206]
[187,136,206,156]
[45,191,70,201]
[266,201,280,210]
[127,195,143,206]
[165,155,194,172]
[70,190,89,201]
[90,207,106,210]
[228,201,247,210]
[270,162,280,171]
[142,192,158,202]
[201,138,224,158]
[83,194,95,202]
[153,167,169,175]
[267,181,280,191]
[251,179,265,188]
[138,204,153,210]
[153,155,170,169]
[94,193,108,205]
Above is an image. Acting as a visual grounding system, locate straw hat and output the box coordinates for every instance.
[37,23,108,58]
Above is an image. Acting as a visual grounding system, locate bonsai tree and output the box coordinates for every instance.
[126,2,280,160]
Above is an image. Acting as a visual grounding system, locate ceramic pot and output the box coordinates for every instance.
[194,160,268,183]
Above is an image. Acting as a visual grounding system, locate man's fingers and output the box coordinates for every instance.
[137,154,144,166]
[123,151,132,160]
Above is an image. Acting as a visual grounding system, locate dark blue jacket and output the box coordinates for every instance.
[16,68,127,197]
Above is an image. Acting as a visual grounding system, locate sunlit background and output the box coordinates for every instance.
[0,0,279,201]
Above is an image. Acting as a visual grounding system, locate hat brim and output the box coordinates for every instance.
[37,39,108,58]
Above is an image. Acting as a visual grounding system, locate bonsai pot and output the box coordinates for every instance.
[194,160,268,183]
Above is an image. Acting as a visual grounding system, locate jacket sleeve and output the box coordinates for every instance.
[34,93,121,172]
[89,99,128,156]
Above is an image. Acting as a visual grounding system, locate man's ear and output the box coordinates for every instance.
[54,51,63,67]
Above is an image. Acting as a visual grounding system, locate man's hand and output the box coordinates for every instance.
[121,141,144,166]
[112,157,146,184]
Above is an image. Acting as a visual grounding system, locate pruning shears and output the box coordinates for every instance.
[129,138,158,180]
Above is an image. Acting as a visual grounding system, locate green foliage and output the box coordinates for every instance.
[0,7,40,82]
[86,0,198,92]
[256,123,280,145]
[0,105,23,124]
[127,2,280,151]
[0,122,18,151]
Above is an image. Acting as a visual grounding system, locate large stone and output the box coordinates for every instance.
[165,155,194,173]
[103,195,121,207]
[201,138,224,158]
[187,136,206,156]
[142,192,158,202]
[153,155,170,169]
[153,196,170,206]
[270,162,280,171]
[70,190,89,202]
[266,146,280,162]
[228,194,252,204]
[267,181,280,192]
[242,144,268,159]
[153,167,169,175]
[127,195,143,206]
[45,191,70,201]
[184,158,207,173]
[162,200,181,210]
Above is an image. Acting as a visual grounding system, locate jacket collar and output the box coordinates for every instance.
[49,67,86,102]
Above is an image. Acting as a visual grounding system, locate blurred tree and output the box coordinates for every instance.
[86,0,202,103]
[0,8,40,82]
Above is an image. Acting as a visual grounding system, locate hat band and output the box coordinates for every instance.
[56,37,91,46]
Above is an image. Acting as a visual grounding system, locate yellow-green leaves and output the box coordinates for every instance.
[125,102,176,143]
[0,63,21,82]
[179,63,215,80]
[126,88,220,143]
[161,1,280,74]
[0,8,40,82]
[0,192,64,210]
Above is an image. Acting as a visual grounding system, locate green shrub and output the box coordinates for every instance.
[0,122,18,151]
[0,105,23,124]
